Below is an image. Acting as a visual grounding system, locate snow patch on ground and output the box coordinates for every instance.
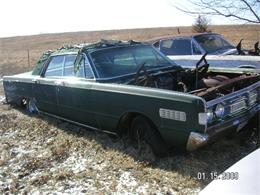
[60,154,89,174]
[116,171,139,193]
[0,96,5,104]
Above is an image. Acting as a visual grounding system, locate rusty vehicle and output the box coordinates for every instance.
[3,40,260,156]
[149,33,260,70]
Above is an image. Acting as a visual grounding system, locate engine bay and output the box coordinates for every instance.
[130,58,260,101]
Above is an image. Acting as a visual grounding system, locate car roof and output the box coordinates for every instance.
[147,33,221,44]
[32,40,146,75]
[81,39,144,53]
[50,44,90,56]
[49,40,144,56]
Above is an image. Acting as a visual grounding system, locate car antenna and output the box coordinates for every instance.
[195,53,208,89]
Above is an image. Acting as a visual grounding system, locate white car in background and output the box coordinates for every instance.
[150,33,260,70]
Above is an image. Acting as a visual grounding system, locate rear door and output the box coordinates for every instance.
[33,55,64,115]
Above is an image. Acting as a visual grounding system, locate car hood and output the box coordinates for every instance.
[168,55,260,70]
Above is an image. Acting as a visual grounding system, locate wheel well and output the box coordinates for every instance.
[116,112,158,136]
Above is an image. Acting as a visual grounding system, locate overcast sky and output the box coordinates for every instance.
[0,0,233,38]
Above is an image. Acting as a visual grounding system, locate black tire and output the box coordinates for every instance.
[130,116,168,157]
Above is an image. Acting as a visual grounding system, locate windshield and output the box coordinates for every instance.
[90,45,174,78]
[194,34,235,54]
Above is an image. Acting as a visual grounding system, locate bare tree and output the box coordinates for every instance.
[192,15,211,32]
[174,0,260,24]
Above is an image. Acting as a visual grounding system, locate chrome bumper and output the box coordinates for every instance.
[186,132,209,151]
[186,104,259,151]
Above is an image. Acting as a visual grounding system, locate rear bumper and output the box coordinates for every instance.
[186,104,259,151]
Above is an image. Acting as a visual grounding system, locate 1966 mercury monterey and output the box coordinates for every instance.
[3,40,260,156]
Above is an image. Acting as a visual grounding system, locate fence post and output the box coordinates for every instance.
[27,49,30,68]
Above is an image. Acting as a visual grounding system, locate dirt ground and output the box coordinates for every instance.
[0,81,259,194]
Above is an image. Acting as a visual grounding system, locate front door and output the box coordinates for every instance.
[56,54,98,127]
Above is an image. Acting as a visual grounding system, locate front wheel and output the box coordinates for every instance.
[130,116,168,157]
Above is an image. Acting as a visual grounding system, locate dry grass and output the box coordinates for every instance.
[0,25,260,76]
[0,25,259,194]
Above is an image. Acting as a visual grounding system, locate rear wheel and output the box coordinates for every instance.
[130,116,168,157]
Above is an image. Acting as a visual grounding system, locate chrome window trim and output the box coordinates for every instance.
[84,52,100,78]
[158,40,162,50]
[190,39,193,55]
[42,53,96,80]
[191,38,204,55]
[82,53,95,79]
[50,52,78,57]
[191,37,206,54]
[93,65,176,81]
[61,55,66,76]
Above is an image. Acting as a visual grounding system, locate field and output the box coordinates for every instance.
[0,25,260,76]
[0,25,259,194]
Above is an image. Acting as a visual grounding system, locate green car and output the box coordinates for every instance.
[3,40,260,156]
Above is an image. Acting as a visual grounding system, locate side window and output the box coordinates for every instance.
[63,54,87,78]
[45,54,93,78]
[45,56,64,77]
[160,39,192,55]
[64,55,77,76]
